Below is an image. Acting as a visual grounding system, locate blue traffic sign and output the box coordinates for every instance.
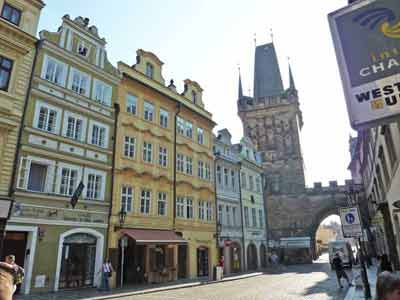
[345,213,355,224]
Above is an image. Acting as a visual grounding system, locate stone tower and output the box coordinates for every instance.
[238,42,305,195]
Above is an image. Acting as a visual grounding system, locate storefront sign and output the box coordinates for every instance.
[340,206,363,237]
[329,0,400,129]
[280,237,311,248]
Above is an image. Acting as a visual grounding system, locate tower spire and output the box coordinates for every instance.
[288,59,296,91]
[238,66,243,99]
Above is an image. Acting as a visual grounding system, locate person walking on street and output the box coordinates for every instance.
[379,254,393,274]
[332,252,353,288]
[98,259,114,291]
[375,271,400,300]
[0,255,24,300]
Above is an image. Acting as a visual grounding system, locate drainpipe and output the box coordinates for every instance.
[106,102,120,256]
[238,162,246,271]
[213,156,220,254]
[9,40,41,198]
[173,102,181,230]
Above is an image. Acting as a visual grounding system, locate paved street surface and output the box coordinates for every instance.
[114,253,350,300]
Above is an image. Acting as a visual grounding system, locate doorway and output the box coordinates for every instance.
[197,247,209,277]
[260,244,267,268]
[178,245,187,279]
[247,244,258,270]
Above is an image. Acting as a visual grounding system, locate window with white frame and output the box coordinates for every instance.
[192,90,197,104]
[177,117,185,135]
[85,169,105,201]
[177,197,185,218]
[251,207,257,227]
[69,68,90,97]
[205,163,211,181]
[197,128,204,145]
[159,146,167,167]
[26,160,52,193]
[231,170,236,192]
[206,202,212,221]
[244,206,249,227]
[217,166,222,186]
[143,141,153,163]
[145,62,154,79]
[241,172,247,189]
[77,41,90,58]
[185,121,193,139]
[258,209,264,228]
[186,156,193,175]
[186,198,193,219]
[177,153,184,172]
[226,205,231,226]
[89,121,108,148]
[42,55,67,86]
[218,204,223,224]
[158,192,167,216]
[232,207,237,226]
[63,111,86,141]
[121,186,133,212]
[126,94,137,114]
[198,200,206,220]
[224,168,229,186]
[93,79,112,106]
[140,189,151,214]
[256,176,262,193]
[124,136,136,158]
[160,108,169,128]
[58,164,80,196]
[249,175,254,191]
[144,101,154,122]
[198,161,204,179]
[34,101,62,134]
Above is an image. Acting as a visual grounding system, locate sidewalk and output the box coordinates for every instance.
[15,271,263,300]
[345,265,377,300]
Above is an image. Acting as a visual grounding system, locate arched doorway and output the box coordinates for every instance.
[314,214,342,260]
[197,246,209,277]
[247,243,258,270]
[229,243,241,273]
[260,244,267,268]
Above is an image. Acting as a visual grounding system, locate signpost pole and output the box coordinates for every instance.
[358,236,371,299]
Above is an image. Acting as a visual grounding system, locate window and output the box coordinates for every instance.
[145,62,154,78]
[59,165,79,196]
[124,136,136,158]
[158,192,167,216]
[42,56,66,86]
[252,208,257,227]
[231,170,236,192]
[177,153,184,172]
[27,163,48,192]
[198,200,206,220]
[218,205,223,224]
[186,156,193,175]
[259,209,264,228]
[232,207,237,226]
[159,146,167,167]
[93,79,112,106]
[63,112,86,141]
[85,169,105,200]
[1,3,21,25]
[383,125,397,166]
[126,94,137,114]
[0,55,12,91]
[198,161,204,179]
[249,175,254,191]
[186,198,193,219]
[69,68,90,97]
[226,206,231,226]
[89,122,108,148]
[205,163,211,180]
[121,186,133,212]
[217,166,222,186]
[241,172,247,189]
[185,121,193,139]
[34,101,61,134]
[224,168,229,186]
[206,202,212,221]
[244,206,249,227]
[177,117,185,135]
[256,177,262,193]
[160,108,169,128]
[144,101,154,121]
[77,41,89,58]
[192,90,197,104]
[197,128,204,145]
[143,142,153,163]
[140,189,151,214]
[177,197,185,218]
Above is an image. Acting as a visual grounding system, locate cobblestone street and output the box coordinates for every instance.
[113,254,350,300]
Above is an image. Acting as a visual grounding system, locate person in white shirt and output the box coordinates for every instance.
[98,259,114,291]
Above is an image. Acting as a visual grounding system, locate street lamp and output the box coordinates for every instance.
[0,198,14,258]
[118,208,127,228]
[345,185,371,299]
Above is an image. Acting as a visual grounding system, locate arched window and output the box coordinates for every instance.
[145,62,154,79]
[192,90,197,104]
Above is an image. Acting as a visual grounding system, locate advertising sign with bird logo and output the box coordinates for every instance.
[329,0,400,129]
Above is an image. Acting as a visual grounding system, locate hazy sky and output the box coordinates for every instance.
[39,0,354,187]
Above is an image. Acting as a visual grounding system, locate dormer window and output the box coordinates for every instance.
[1,3,21,26]
[192,91,197,104]
[145,62,154,79]
[77,41,89,58]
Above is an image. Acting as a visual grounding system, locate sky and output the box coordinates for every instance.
[38,0,355,188]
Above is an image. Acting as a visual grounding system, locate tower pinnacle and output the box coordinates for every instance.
[238,68,243,99]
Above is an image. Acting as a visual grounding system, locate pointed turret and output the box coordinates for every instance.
[238,70,243,99]
[289,64,296,91]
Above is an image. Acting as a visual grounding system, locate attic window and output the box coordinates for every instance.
[77,41,89,58]
[145,62,154,79]
[192,91,197,104]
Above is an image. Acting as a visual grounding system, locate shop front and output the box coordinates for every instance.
[221,240,242,274]
[118,229,186,286]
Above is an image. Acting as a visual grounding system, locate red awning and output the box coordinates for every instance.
[120,229,187,244]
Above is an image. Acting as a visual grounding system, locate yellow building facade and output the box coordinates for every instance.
[110,49,216,286]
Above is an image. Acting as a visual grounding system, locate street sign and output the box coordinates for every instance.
[328,0,400,130]
[339,206,362,238]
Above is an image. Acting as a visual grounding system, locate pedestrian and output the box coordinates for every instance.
[0,254,24,300]
[332,252,353,288]
[375,271,400,300]
[378,254,393,274]
[98,258,114,291]
[271,252,279,265]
